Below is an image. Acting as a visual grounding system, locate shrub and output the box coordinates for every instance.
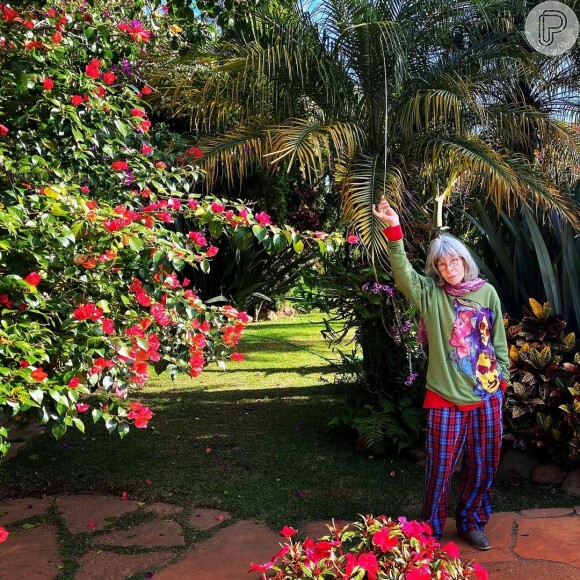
[249,515,488,579]
[504,298,580,467]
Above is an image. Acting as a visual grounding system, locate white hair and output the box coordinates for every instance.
[425,234,479,286]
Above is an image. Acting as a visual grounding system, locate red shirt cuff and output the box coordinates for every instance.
[383,225,403,241]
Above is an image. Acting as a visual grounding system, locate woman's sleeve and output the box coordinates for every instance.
[384,226,432,312]
[491,290,510,382]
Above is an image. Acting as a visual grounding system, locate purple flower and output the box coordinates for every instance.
[404,373,419,386]
[124,171,135,186]
[401,320,412,332]
[362,283,370,292]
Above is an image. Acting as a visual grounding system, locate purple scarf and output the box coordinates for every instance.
[417,278,487,345]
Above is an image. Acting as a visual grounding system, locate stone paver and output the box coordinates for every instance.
[56,494,140,533]
[144,502,183,517]
[187,507,231,530]
[301,519,348,539]
[485,560,580,580]
[516,516,580,568]
[0,497,54,526]
[95,520,185,547]
[75,550,176,580]
[520,507,575,518]
[0,523,61,579]
[154,520,283,580]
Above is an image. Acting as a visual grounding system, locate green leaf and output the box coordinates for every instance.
[128,235,144,252]
[51,422,67,439]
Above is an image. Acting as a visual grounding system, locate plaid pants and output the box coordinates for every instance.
[423,389,503,538]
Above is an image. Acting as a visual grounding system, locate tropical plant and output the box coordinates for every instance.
[0,0,339,457]
[504,299,580,467]
[249,515,488,579]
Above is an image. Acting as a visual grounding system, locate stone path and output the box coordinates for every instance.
[0,495,579,579]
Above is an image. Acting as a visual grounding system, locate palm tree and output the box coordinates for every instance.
[149,0,579,264]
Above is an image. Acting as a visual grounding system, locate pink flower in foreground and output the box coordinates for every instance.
[0,124,8,136]
[279,526,298,538]
[43,78,54,90]
[406,566,431,580]
[442,541,460,559]
[0,527,9,543]
[211,201,224,213]
[255,211,272,225]
[121,491,128,502]
[473,562,489,580]
[68,377,80,388]
[111,160,129,171]
[71,94,83,106]
[76,403,89,413]
[372,527,398,551]
[248,562,273,573]
[24,272,41,286]
[101,318,115,334]
[346,235,359,244]
[231,352,244,362]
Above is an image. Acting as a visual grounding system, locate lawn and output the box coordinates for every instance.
[0,313,575,530]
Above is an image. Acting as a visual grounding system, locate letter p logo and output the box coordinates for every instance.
[539,10,567,46]
[526,1,579,56]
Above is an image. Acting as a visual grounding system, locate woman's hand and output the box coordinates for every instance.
[372,195,400,227]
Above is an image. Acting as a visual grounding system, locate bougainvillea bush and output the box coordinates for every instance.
[249,515,488,579]
[0,0,338,456]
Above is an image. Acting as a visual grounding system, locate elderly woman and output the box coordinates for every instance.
[372,196,509,550]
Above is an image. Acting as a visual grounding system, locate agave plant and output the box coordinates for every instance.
[504,298,580,466]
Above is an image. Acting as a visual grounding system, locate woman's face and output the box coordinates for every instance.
[436,254,465,286]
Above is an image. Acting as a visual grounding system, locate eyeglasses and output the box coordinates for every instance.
[437,257,461,272]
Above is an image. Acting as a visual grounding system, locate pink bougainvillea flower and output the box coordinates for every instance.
[42,78,54,90]
[111,160,129,171]
[473,562,489,580]
[101,318,115,335]
[255,211,272,225]
[145,479,152,485]
[85,58,101,79]
[346,235,359,244]
[372,527,398,552]
[73,303,103,321]
[51,31,62,43]
[141,85,152,95]
[0,124,8,137]
[120,491,128,502]
[206,245,219,258]
[102,71,116,85]
[442,541,460,559]
[231,352,244,362]
[0,527,9,543]
[30,368,48,382]
[128,401,153,428]
[71,94,83,106]
[141,144,152,155]
[248,562,273,573]
[81,185,90,193]
[68,377,80,388]
[23,20,34,29]
[76,403,89,413]
[211,201,225,213]
[188,231,207,246]
[24,272,41,286]
[405,566,432,580]
[279,526,298,538]
[88,521,96,530]
[1,4,20,21]
[19,360,30,368]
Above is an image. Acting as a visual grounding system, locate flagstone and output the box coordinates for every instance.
[441,511,518,551]
[56,494,139,533]
[154,520,282,580]
[187,507,231,530]
[484,560,580,579]
[515,516,580,567]
[300,519,348,539]
[75,550,176,580]
[0,497,54,526]
[0,523,60,579]
[520,507,575,518]
[95,520,185,547]
[144,502,183,517]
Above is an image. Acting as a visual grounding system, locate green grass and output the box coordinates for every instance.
[0,313,575,531]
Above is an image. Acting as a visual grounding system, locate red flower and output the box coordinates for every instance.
[0,124,8,136]
[85,58,101,79]
[185,146,204,159]
[141,85,152,95]
[81,186,90,193]
[42,78,54,90]
[0,527,9,543]
[24,272,41,286]
[211,201,225,213]
[31,368,48,382]
[102,71,116,85]
[131,108,146,117]
[188,231,207,246]
[24,40,44,50]
[155,161,166,170]
[76,403,89,413]
[101,318,115,335]
[51,32,62,43]
[69,377,80,388]
[111,160,129,171]
[372,528,398,552]
[255,211,271,225]
[19,360,30,368]
[140,119,151,132]
[23,20,34,29]
[442,541,460,559]
[473,563,489,580]
[406,567,431,580]
[1,4,19,21]
[141,144,152,155]
[145,479,153,485]
[46,8,56,17]
[231,352,244,362]
[73,303,103,321]
[88,521,96,530]
[206,245,219,258]
[347,235,359,244]
[71,95,83,106]
[128,401,153,428]
[248,562,273,573]
[121,491,128,502]
[279,526,297,538]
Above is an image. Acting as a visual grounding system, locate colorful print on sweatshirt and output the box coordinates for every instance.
[448,297,502,397]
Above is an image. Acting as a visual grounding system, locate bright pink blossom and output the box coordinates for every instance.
[69,377,80,388]
[188,231,207,246]
[406,566,431,580]
[43,78,54,90]
[0,124,8,136]
[101,318,115,334]
[0,527,9,543]
[141,144,152,155]
[206,245,219,258]
[372,527,398,551]
[102,71,116,85]
[280,526,298,538]
[71,94,83,106]
[76,403,89,413]
[111,160,129,171]
[442,541,460,559]
[255,211,271,225]
[231,352,244,362]
[211,201,225,213]
[128,401,153,428]
[347,235,359,244]
[248,562,273,573]
[473,563,489,580]
[73,303,103,321]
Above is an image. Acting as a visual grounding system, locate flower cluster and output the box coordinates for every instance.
[362,282,394,296]
[250,515,488,579]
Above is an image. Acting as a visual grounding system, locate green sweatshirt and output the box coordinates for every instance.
[387,238,510,406]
